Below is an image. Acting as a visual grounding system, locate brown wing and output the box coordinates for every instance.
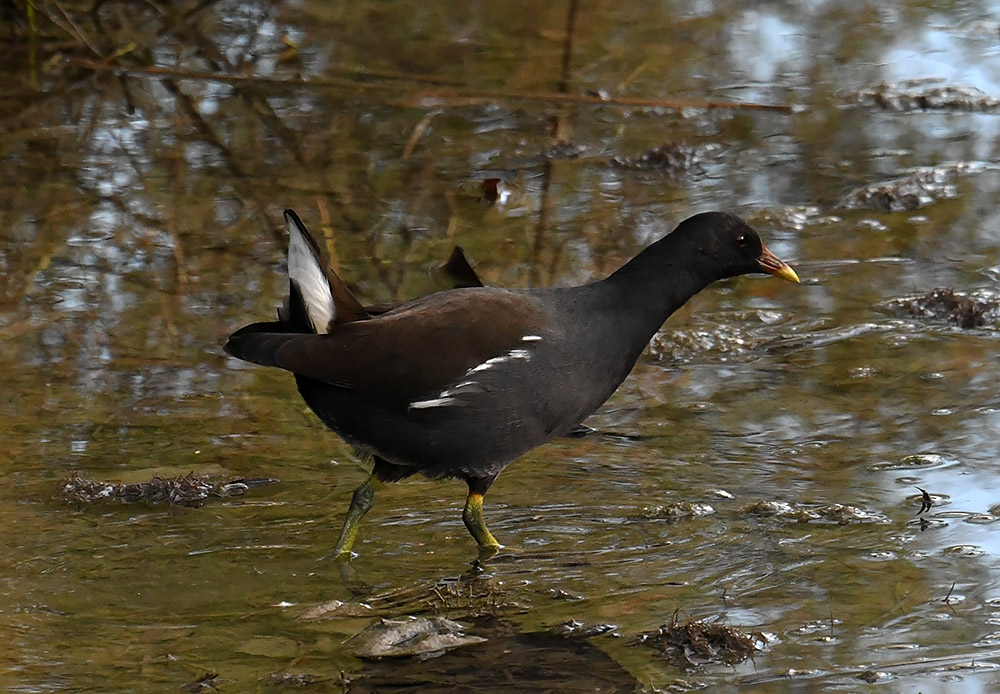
[227,288,544,413]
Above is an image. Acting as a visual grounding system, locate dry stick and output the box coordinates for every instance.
[182,0,224,22]
[319,62,467,88]
[408,87,795,112]
[401,110,438,160]
[551,0,580,142]
[69,58,412,92]
[41,0,103,57]
[68,58,794,112]
[558,0,580,94]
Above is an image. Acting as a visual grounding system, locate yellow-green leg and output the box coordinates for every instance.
[330,474,379,560]
[463,490,500,558]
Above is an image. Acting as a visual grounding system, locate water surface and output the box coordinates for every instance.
[4,1,1000,691]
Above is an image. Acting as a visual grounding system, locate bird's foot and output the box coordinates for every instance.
[325,548,357,562]
[470,542,502,570]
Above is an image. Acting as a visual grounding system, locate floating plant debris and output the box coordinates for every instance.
[836,164,980,211]
[742,500,888,524]
[637,614,765,670]
[181,672,219,693]
[640,501,716,520]
[611,142,720,176]
[883,288,1000,329]
[61,473,278,507]
[856,82,1000,112]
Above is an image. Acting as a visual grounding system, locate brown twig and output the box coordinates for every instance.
[551,0,580,142]
[401,111,438,160]
[558,0,580,94]
[409,87,794,112]
[319,62,468,88]
[68,57,413,91]
[39,0,102,57]
[68,58,794,113]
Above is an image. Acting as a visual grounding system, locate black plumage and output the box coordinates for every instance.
[225,209,799,558]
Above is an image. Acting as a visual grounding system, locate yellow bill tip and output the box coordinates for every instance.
[758,246,800,284]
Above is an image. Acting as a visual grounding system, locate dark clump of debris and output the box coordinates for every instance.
[61,473,278,507]
[856,82,1000,112]
[181,672,219,693]
[884,288,1000,329]
[611,142,719,176]
[837,167,957,212]
[261,672,335,687]
[639,501,716,520]
[637,613,765,670]
[837,161,996,212]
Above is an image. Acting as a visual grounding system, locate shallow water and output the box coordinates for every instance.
[5,1,1000,691]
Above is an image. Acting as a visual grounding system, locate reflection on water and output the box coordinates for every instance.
[4,0,1000,691]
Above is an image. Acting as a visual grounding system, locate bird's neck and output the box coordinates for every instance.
[600,232,717,337]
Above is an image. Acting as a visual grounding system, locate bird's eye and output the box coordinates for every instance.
[735,234,747,247]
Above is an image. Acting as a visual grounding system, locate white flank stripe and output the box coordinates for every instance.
[466,360,496,375]
[521,334,542,342]
[408,396,456,410]
[411,348,533,412]
[287,218,335,334]
[441,380,481,397]
[464,347,531,376]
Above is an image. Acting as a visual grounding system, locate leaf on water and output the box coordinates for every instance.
[345,617,486,658]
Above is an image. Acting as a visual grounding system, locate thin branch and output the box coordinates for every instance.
[558,0,580,94]
[409,87,795,112]
[401,111,438,160]
[42,0,102,57]
[68,58,795,113]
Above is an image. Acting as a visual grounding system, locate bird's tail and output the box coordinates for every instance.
[224,209,369,365]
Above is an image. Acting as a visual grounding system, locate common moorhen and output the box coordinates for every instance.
[225,209,799,559]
